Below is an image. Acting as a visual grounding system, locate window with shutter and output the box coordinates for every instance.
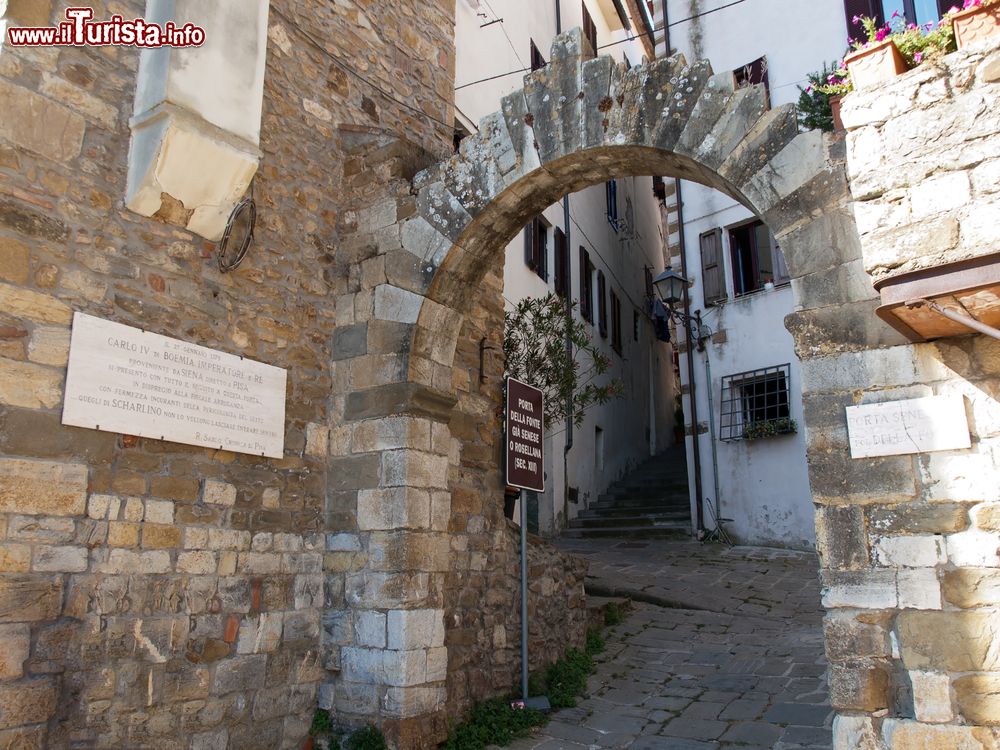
[734,56,770,109]
[610,291,622,355]
[530,39,546,71]
[606,180,618,232]
[579,247,594,323]
[844,0,884,41]
[597,270,608,338]
[652,176,666,201]
[845,0,948,40]
[582,2,598,53]
[700,229,726,306]
[554,227,569,298]
[728,219,787,296]
[523,217,549,281]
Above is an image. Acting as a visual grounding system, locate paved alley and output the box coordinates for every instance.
[509,539,831,750]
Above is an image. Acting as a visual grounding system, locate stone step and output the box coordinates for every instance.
[592,498,689,511]
[604,485,687,496]
[561,524,690,540]
[569,513,690,529]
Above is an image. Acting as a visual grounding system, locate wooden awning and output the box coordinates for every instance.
[875,253,1000,342]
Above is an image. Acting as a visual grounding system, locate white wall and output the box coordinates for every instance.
[455,0,676,535]
[664,0,849,549]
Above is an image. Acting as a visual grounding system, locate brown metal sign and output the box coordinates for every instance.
[505,377,544,492]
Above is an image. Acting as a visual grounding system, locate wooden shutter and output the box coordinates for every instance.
[844,0,884,43]
[597,270,607,338]
[579,246,592,322]
[536,219,548,281]
[582,2,598,54]
[611,292,622,354]
[701,229,726,306]
[554,227,568,298]
[734,56,770,109]
[936,0,953,19]
[524,222,533,269]
[530,39,546,71]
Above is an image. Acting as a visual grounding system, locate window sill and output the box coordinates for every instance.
[728,282,792,303]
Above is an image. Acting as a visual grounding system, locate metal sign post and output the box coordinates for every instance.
[504,377,549,712]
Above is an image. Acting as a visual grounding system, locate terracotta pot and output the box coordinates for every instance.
[829,94,845,132]
[953,3,1000,49]
[843,39,907,90]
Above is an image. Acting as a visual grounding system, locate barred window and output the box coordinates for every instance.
[720,364,791,441]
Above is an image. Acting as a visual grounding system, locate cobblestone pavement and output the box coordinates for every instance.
[507,539,831,750]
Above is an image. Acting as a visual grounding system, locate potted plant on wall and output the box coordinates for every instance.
[952,0,1000,49]
[844,15,908,89]
[843,13,957,89]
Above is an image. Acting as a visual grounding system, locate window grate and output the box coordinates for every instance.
[719,364,791,441]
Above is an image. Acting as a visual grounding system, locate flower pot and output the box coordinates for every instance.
[953,3,1000,49]
[843,39,907,90]
[829,94,845,132]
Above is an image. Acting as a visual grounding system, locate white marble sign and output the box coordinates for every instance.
[846,394,970,459]
[62,312,287,458]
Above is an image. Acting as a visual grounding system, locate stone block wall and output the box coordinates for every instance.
[806,40,1000,747]
[443,255,589,717]
[0,0,461,747]
[316,127,588,745]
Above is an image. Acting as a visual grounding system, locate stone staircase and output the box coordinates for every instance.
[563,446,691,539]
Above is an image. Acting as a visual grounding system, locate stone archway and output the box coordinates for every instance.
[327,28,860,748]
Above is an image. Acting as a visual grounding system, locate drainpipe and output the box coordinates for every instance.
[664,0,704,534]
[703,349,723,525]
[675,182,705,533]
[557,0,574,526]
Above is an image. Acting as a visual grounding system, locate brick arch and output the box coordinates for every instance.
[333,28,856,749]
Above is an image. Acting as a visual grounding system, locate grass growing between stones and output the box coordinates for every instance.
[439,625,609,750]
[603,600,627,626]
[308,714,387,750]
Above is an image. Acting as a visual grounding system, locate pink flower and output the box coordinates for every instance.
[964,0,981,8]
[805,85,812,93]
[875,27,889,41]
[914,51,923,63]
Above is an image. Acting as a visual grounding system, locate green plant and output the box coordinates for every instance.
[504,293,624,428]
[311,709,335,737]
[603,601,626,627]
[346,725,388,750]
[585,627,605,656]
[796,63,838,131]
[742,416,797,441]
[440,697,545,750]
[441,627,609,749]
[541,648,594,708]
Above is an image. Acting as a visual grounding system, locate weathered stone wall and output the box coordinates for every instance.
[805,40,1000,747]
[444,255,589,717]
[316,126,589,746]
[0,1,456,747]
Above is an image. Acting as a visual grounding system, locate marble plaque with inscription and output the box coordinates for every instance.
[62,312,287,458]
[846,394,970,459]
